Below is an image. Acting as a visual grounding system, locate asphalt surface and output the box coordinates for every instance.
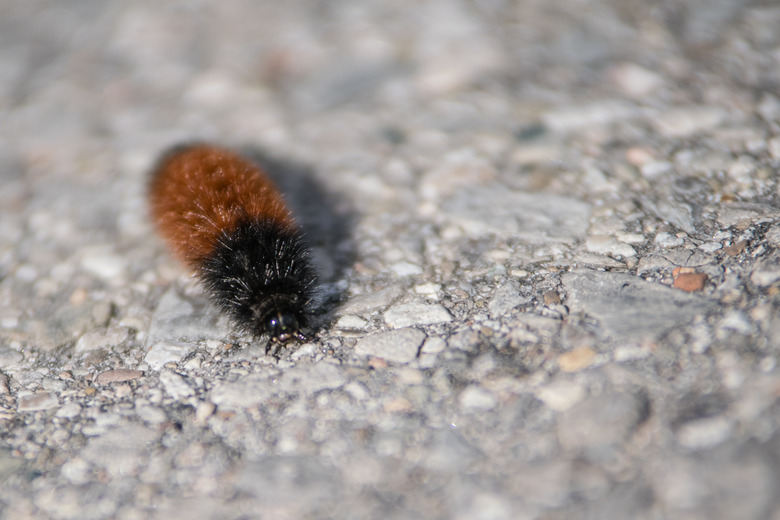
[1,1,780,519]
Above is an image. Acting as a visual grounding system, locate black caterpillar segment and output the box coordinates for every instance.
[198,219,318,343]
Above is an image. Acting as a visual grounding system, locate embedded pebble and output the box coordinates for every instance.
[541,100,637,132]
[676,416,733,450]
[384,302,452,328]
[95,369,144,385]
[488,279,530,318]
[574,252,625,269]
[534,380,586,412]
[55,401,82,419]
[718,310,752,335]
[337,284,405,316]
[80,247,127,280]
[75,327,131,352]
[420,337,447,355]
[60,457,91,485]
[459,385,497,411]
[585,236,637,257]
[769,136,780,159]
[415,283,441,299]
[144,343,191,370]
[0,350,23,370]
[389,261,423,277]
[195,401,216,424]
[652,106,727,138]
[17,391,59,412]
[698,242,722,253]
[159,370,195,400]
[354,328,426,363]
[640,160,672,178]
[510,142,563,165]
[750,263,780,287]
[557,347,597,372]
[610,63,664,97]
[616,232,645,245]
[334,315,369,332]
[673,272,707,292]
[654,232,685,248]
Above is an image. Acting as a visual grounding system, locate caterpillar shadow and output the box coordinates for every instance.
[240,145,356,316]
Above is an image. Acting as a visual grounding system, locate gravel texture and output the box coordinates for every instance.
[2,1,780,519]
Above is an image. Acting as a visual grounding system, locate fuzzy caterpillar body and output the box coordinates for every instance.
[148,144,317,343]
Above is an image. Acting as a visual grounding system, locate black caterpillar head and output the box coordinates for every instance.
[198,220,318,346]
[252,294,308,343]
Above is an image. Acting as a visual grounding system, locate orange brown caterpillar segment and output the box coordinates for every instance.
[149,144,296,270]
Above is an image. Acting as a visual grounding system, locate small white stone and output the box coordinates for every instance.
[676,416,733,450]
[534,381,586,412]
[459,385,497,411]
[488,280,530,318]
[289,342,318,360]
[337,284,405,316]
[136,405,168,424]
[420,337,447,355]
[719,310,752,335]
[205,339,225,350]
[15,264,38,282]
[195,401,216,424]
[653,106,727,138]
[17,391,59,412]
[611,63,664,97]
[751,269,780,287]
[616,232,646,245]
[183,356,202,370]
[60,457,91,485]
[144,343,190,370]
[159,370,195,400]
[416,353,438,369]
[728,155,757,180]
[344,381,371,401]
[389,262,423,277]
[542,101,637,132]
[585,236,637,257]
[655,232,685,248]
[75,327,131,352]
[384,302,452,328]
[334,315,369,332]
[80,247,127,280]
[640,161,672,178]
[414,283,441,299]
[768,136,780,160]
[614,345,651,362]
[55,402,82,419]
[698,242,722,253]
[354,328,426,363]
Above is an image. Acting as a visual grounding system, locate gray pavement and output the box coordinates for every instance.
[1,1,780,518]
